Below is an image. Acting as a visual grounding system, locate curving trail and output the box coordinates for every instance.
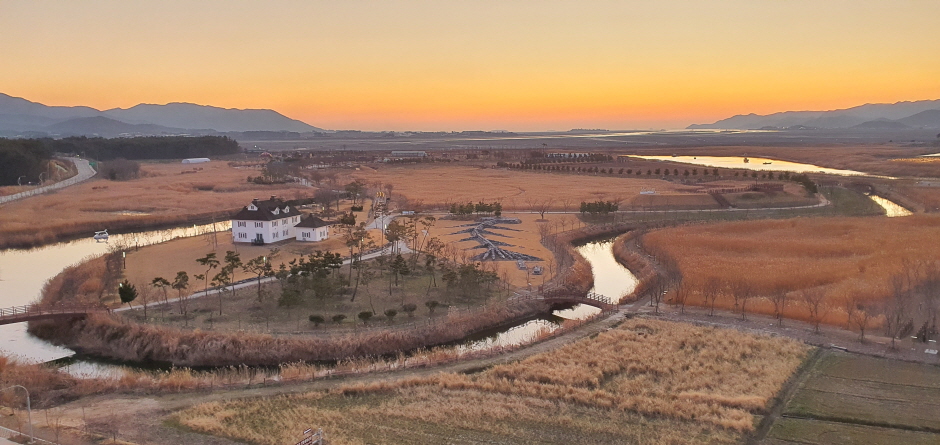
[0,158,97,204]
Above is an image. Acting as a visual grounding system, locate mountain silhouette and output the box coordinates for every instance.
[689,99,940,130]
[0,93,322,136]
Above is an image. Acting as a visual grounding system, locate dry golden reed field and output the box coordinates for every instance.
[176,318,808,445]
[352,164,694,210]
[642,215,940,325]
[0,161,310,248]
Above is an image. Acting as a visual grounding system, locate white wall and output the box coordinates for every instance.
[233,215,300,243]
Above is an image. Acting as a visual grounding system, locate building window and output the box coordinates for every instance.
[255,222,263,228]
[237,221,246,227]
[238,232,247,239]
[283,229,288,236]
[273,220,278,227]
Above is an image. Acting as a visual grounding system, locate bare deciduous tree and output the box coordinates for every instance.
[702,277,723,316]
[800,288,828,334]
[671,284,690,314]
[769,286,790,327]
[884,272,913,349]
[849,295,875,342]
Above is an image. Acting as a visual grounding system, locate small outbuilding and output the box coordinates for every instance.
[295,216,332,242]
[182,158,211,164]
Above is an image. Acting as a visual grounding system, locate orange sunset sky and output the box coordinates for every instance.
[2,1,939,131]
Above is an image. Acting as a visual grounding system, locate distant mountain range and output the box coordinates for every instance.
[0,93,323,137]
[689,99,940,130]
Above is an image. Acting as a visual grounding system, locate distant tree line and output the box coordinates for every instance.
[580,200,618,215]
[449,201,502,216]
[47,135,240,161]
[0,138,51,185]
[99,159,141,181]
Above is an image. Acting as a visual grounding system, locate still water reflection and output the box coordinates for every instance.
[631,155,867,176]
[869,195,912,217]
[448,240,639,352]
[0,222,231,362]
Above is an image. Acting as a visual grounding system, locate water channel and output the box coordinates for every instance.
[869,195,913,217]
[0,222,231,362]
[0,227,638,376]
[460,240,638,351]
[630,155,867,176]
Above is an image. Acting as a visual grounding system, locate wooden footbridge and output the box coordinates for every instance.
[516,290,616,312]
[0,304,107,326]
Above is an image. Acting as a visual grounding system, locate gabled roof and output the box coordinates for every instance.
[295,216,333,229]
[232,197,303,221]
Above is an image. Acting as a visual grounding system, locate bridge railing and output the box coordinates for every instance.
[0,304,106,320]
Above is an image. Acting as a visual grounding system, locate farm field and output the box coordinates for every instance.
[641,215,940,326]
[176,318,810,445]
[764,352,940,444]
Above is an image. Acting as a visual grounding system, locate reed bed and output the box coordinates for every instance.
[351,164,689,210]
[640,215,940,326]
[176,318,807,445]
[4,308,597,410]
[0,160,308,249]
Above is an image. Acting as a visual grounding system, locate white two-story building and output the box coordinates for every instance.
[231,196,303,244]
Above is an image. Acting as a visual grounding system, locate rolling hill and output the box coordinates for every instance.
[0,93,323,136]
[689,99,940,130]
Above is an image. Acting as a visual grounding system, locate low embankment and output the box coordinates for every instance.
[28,299,551,367]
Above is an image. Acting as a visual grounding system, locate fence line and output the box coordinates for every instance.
[0,424,58,445]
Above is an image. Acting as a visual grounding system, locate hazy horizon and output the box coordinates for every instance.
[3,0,939,131]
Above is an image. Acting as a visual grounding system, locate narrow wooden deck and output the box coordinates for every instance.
[0,304,106,326]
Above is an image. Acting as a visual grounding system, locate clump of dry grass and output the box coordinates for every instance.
[176,318,807,445]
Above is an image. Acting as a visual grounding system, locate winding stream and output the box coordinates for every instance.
[1,224,639,376]
[630,155,867,176]
[869,195,913,217]
[461,239,638,350]
[0,222,231,362]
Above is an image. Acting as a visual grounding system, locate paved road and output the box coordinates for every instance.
[0,157,97,204]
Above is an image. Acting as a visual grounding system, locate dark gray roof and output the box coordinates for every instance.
[295,216,332,229]
[232,198,302,221]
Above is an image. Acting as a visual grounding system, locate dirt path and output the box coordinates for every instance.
[747,348,826,445]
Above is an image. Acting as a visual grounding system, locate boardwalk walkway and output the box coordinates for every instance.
[0,304,106,326]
